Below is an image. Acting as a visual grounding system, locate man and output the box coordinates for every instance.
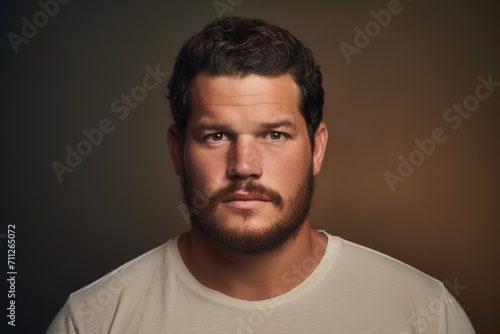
[47,17,475,333]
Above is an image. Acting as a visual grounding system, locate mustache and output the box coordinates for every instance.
[209,181,284,209]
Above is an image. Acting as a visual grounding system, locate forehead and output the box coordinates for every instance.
[189,73,302,122]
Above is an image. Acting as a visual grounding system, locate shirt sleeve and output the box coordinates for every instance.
[46,298,79,334]
[438,287,475,334]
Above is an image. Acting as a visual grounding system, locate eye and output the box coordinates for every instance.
[206,133,228,142]
[265,131,285,141]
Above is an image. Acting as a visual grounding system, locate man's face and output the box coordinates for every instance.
[169,73,326,254]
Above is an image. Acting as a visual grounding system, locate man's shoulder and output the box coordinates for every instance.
[327,233,445,294]
[65,239,176,325]
[311,233,475,333]
[73,239,173,297]
[46,239,179,333]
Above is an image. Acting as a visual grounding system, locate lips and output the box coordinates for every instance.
[222,192,270,202]
[221,192,270,209]
[207,181,284,210]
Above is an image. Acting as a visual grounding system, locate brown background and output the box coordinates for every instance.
[2,0,499,332]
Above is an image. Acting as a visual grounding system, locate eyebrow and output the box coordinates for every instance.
[193,123,229,133]
[194,120,298,133]
[257,120,298,131]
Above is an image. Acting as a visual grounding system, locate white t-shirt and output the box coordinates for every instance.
[47,232,475,333]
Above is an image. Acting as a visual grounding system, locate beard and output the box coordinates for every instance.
[181,164,315,254]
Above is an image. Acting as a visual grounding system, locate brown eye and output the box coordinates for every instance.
[267,132,284,140]
[207,133,227,141]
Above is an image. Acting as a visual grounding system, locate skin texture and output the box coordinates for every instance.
[167,73,328,300]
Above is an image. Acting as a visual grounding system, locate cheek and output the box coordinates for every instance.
[263,145,311,188]
[184,147,226,194]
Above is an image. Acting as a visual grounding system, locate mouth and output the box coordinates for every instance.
[221,192,270,209]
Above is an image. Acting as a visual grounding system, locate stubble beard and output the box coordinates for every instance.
[181,164,315,254]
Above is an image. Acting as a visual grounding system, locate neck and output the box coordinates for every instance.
[177,221,327,301]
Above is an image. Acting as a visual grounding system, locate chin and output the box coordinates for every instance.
[192,211,305,255]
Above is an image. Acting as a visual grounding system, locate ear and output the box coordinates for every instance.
[312,122,328,176]
[167,124,184,178]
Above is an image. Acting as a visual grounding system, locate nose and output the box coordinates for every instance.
[226,137,263,180]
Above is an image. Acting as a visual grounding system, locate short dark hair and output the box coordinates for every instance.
[167,17,324,146]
